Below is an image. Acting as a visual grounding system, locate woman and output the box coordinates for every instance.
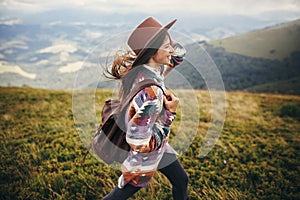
[103,17,190,200]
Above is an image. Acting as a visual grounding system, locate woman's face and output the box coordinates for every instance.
[151,35,174,66]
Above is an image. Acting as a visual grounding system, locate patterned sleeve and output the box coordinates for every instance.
[125,85,175,152]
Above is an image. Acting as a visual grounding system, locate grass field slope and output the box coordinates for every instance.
[209,19,300,60]
[0,87,299,199]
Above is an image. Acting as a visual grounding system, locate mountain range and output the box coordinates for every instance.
[210,19,300,60]
[0,15,299,95]
[207,19,300,94]
[160,19,300,95]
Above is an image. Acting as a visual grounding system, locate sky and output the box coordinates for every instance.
[0,0,299,20]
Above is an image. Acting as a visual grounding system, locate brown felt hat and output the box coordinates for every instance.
[127,17,177,67]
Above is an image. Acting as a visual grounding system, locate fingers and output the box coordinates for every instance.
[164,94,172,101]
[165,93,179,102]
[163,93,179,113]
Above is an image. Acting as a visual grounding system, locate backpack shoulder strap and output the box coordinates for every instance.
[121,79,165,111]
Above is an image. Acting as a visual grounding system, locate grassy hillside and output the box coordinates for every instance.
[170,19,300,95]
[202,45,300,95]
[246,76,300,94]
[209,19,300,60]
[0,86,300,199]
[174,45,300,95]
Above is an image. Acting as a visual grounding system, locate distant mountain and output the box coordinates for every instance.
[166,19,300,95]
[204,45,300,95]
[0,15,299,95]
[0,14,242,90]
[209,19,300,60]
[0,21,122,89]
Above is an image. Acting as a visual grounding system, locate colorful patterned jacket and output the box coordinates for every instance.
[118,65,176,188]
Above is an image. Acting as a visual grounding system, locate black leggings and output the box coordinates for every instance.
[102,153,189,200]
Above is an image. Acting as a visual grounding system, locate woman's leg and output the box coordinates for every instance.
[102,184,141,200]
[158,153,190,200]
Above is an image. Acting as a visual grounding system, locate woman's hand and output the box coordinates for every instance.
[169,42,186,68]
[163,93,179,113]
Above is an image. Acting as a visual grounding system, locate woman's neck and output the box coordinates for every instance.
[146,60,161,71]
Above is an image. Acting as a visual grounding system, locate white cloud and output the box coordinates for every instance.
[84,30,103,39]
[35,59,50,66]
[37,42,78,62]
[48,21,63,26]
[69,22,87,26]
[0,61,36,79]
[0,0,107,13]
[38,43,77,54]
[0,0,45,12]
[1,0,299,17]
[58,61,83,73]
[0,40,28,51]
[206,27,236,40]
[0,18,22,25]
[4,49,14,55]
[58,61,97,73]
[188,33,209,42]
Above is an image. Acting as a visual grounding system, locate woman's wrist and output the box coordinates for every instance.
[167,108,176,114]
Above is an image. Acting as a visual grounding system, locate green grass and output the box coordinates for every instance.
[0,87,299,199]
[246,76,300,95]
[209,19,300,60]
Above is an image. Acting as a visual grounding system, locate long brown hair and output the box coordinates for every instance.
[104,31,168,99]
[103,50,136,80]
